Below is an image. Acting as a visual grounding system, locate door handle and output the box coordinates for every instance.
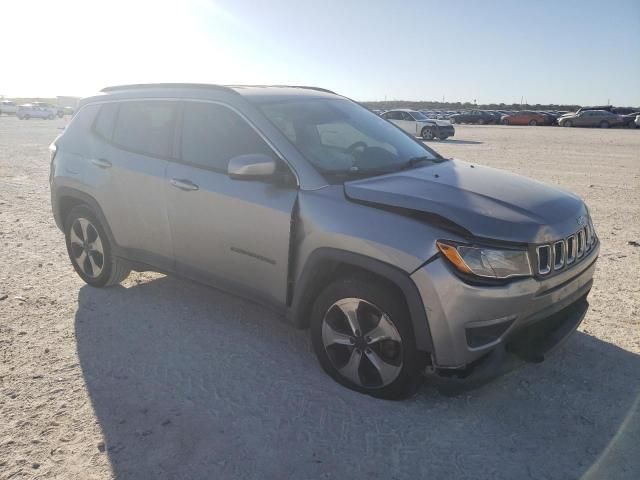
[91,158,112,169]
[170,178,199,191]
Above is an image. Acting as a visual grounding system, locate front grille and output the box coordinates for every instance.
[535,221,596,276]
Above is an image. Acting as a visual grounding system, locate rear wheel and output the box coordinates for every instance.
[599,121,609,129]
[311,276,423,399]
[64,205,130,287]
[24,114,30,120]
[529,119,538,126]
[563,120,573,127]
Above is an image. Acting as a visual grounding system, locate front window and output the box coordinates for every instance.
[410,111,428,121]
[258,98,442,179]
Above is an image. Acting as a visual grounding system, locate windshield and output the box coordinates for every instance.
[259,98,441,178]
[411,111,428,120]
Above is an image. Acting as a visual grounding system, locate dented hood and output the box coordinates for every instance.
[344,160,587,244]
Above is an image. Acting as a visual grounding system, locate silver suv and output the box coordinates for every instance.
[50,84,599,399]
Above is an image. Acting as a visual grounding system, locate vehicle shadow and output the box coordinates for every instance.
[75,275,639,480]
[435,139,483,145]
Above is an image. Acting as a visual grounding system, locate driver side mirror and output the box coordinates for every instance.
[228,154,276,180]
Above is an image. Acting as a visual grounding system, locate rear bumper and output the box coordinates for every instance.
[411,241,598,368]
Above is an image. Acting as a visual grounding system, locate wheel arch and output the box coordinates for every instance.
[53,187,119,253]
[290,247,434,353]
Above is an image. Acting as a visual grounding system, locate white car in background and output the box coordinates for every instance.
[0,100,18,115]
[16,104,56,120]
[33,102,64,118]
[382,109,455,140]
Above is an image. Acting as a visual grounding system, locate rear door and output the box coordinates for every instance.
[91,100,177,269]
[165,101,298,305]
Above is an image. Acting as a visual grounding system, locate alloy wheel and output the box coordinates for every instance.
[321,298,403,388]
[69,218,105,278]
[422,128,434,140]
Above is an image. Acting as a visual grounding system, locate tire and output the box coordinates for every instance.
[599,121,609,129]
[503,119,510,125]
[563,120,573,127]
[477,119,485,125]
[439,136,449,140]
[48,114,54,120]
[529,119,538,126]
[310,275,423,400]
[64,205,130,287]
[24,114,30,120]
[421,127,434,141]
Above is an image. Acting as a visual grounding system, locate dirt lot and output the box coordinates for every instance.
[1,117,639,480]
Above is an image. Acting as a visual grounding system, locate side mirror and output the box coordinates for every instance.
[228,154,276,180]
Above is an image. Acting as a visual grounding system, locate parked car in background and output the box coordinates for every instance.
[501,111,548,126]
[383,109,455,140]
[0,100,18,115]
[620,112,640,128]
[63,106,75,116]
[33,102,64,118]
[17,104,56,120]
[558,110,625,128]
[635,114,640,128]
[450,110,496,124]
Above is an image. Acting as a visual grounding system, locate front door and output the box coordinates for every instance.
[166,101,298,305]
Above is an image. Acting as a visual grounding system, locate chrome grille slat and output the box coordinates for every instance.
[553,241,565,270]
[537,245,551,274]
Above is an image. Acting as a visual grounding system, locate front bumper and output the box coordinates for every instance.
[411,241,599,368]
[436,125,455,137]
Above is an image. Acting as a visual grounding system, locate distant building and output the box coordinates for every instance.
[56,96,80,108]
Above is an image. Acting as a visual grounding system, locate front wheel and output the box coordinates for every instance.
[599,121,609,129]
[64,205,130,287]
[529,119,538,126]
[310,276,423,399]
[563,120,573,127]
[439,136,449,140]
[421,127,434,141]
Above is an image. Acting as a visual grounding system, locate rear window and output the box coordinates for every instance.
[113,101,178,158]
[93,103,119,140]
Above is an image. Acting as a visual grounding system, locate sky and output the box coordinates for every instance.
[1,0,639,105]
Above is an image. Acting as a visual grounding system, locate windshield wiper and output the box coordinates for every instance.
[397,156,438,171]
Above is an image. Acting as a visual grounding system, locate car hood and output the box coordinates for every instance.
[344,160,587,244]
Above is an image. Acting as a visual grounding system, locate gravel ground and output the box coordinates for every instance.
[1,117,639,480]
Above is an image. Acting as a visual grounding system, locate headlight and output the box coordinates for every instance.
[436,240,532,279]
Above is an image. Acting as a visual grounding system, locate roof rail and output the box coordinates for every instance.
[273,85,337,94]
[100,83,238,94]
[229,84,337,95]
